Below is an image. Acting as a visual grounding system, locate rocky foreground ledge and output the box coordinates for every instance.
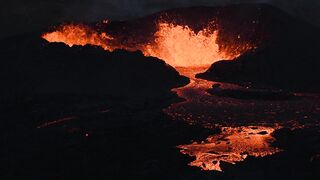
[0,34,189,104]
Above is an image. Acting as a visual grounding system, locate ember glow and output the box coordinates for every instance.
[178,126,281,171]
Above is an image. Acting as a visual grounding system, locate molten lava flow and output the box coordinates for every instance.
[178,126,281,171]
[42,22,277,173]
[163,67,281,172]
[168,66,214,101]
[40,20,285,173]
[42,24,113,51]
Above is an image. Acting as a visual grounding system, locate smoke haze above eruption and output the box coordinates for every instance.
[1,0,320,39]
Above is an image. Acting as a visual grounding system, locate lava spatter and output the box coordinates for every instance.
[42,21,253,68]
[41,19,279,172]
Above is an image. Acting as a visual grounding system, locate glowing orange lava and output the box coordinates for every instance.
[42,21,253,68]
[164,67,282,172]
[178,126,281,171]
[143,23,231,67]
[41,21,278,173]
[42,24,113,51]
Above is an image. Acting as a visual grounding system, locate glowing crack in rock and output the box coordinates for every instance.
[177,126,281,171]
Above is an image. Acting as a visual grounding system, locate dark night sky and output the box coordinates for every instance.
[1,0,320,39]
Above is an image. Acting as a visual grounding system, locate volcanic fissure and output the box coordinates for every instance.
[42,20,280,171]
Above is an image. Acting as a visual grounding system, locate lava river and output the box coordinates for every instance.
[42,21,283,172]
[163,67,281,171]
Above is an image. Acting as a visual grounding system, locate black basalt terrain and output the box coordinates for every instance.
[196,4,320,92]
[1,4,320,180]
[0,34,189,102]
[0,33,202,180]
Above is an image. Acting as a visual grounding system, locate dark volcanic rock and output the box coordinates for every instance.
[208,88,296,101]
[1,4,320,180]
[196,5,320,92]
[0,34,189,102]
[99,3,320,57]
[99,3,286,55]
[0,34,197,180]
